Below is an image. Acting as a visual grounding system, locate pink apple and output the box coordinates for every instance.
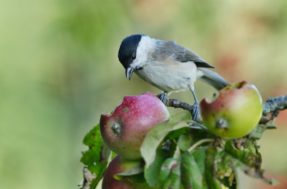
[100,93,169,160]
[102,156,137,189]
[102,156,157,189]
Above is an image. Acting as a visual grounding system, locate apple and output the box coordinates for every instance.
[100,93,169,160]
[102,156,156,189]
[200,81,263,139]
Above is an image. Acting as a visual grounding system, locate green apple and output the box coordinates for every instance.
[200,81,263,139]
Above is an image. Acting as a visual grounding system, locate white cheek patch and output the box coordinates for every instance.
[131,36,156,68]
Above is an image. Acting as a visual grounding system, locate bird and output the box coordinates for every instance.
[117,34,228,120]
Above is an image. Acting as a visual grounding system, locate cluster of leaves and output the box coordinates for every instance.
[81,112,275,189]
[81,125,111,188]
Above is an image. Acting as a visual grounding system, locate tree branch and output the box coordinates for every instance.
[260,95,287,124]
[165,95,287,124]
[166,98,193,111]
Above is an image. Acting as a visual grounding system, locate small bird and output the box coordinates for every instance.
[118,34,228,120]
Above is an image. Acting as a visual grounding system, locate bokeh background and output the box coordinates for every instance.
[1,0,287,188]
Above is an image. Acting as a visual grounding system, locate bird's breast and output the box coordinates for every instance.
[136,61,198,92]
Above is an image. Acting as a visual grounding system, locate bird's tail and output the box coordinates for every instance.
[199,68,229,90]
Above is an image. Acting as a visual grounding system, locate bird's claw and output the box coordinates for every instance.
[157,92,169,105]
[191,103,201,121]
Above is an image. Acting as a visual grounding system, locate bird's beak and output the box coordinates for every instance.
[125,67,134,80]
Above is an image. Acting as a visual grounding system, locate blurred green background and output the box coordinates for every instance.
[1,0,287,188]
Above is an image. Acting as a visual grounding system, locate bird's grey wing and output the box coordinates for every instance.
[154,40,214,68]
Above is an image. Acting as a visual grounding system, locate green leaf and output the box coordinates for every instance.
[224,140,275,185]
[159,158,178,182]
[224,139,259,168]
[181,151,203,189]
[141,113,191,187]
[162,160,182,189]
[193,148,209,189]
[192,148,207,174]
[144,149,168,187]
[215,152,236,187]
[81,124,111,189]
[178,133,193,151]
[141,113,190,168]
[83,124,102,147]
[205,147,224,189]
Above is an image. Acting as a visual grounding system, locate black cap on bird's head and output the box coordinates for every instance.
[118,34,143,80]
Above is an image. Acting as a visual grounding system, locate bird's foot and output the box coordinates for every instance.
[191,102,201,122]
[157,92,169,105]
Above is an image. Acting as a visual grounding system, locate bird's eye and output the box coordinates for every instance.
[131,53,136,60]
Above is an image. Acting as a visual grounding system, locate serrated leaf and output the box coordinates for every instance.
[81,125,110,168]
[81,124,111,189]
[83,124,102,147]
[141,113,190,168]
[181,151,203,189]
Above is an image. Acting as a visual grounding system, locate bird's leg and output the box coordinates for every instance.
[157,91,169,105]
[189,86,201,121]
